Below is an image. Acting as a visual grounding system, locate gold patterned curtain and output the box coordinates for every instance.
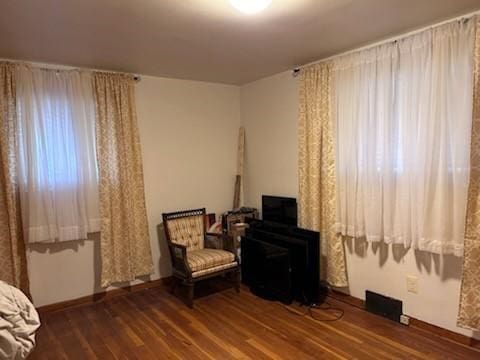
[93,72,153,287]
[458,16,480,331]
[298,62,348,287]
[0,62,29,292]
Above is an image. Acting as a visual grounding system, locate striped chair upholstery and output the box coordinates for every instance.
[163,208,240,307]
[166,214,205,250]
[187,249,237,278]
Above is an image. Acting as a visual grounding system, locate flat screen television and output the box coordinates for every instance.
[262,195,297,226]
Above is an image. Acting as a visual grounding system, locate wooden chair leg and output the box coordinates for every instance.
[185,281,194,308]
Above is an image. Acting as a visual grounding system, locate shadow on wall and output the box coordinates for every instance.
[28,225,172,294]
[27,233,107,295]
[27,237,90,255]
[344,237,462,281]
[157,223,172,274]
[92,232,102,291]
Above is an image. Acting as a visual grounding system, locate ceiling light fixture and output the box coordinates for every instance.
[230,0,272,14]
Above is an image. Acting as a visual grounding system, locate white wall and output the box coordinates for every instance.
[240,70,479,339]
[241,71,299,205]
[28,75,240,307]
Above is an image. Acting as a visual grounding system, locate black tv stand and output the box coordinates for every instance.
[241,219,326,305]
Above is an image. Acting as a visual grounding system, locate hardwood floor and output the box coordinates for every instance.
[31,281,480,359]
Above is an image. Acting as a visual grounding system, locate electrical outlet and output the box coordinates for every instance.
[406,275,419,294]
[400,314,410,326]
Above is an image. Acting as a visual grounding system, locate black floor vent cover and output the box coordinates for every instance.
[365,290,402,323]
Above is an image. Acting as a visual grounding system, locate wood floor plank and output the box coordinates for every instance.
[107,297,179,359]
[214,292,368,359]
[30,280,480,359]
[206,294,306,356]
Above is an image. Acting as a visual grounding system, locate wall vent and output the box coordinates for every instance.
[365,290,403,323]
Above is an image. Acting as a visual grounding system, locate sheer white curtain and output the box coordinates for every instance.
[16,66,100,243]
[334,20,475,256]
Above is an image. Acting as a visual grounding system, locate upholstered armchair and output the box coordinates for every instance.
[162,208,240,307]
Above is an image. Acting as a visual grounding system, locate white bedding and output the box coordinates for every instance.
[0,281,40,360]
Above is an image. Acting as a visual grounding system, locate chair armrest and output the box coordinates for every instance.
[206,232,224,237]
[170,242,187,258]
[205,233,236,255]
[168,243,191,276]
[205,232,222,249]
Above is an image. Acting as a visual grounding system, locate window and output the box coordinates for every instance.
[334,20,474,256]
[16,66,100,243]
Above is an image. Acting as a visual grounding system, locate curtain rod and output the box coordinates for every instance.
[0,58,142,82]
[294,9,480,73]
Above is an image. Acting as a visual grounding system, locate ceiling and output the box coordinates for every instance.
[1,0,480,85]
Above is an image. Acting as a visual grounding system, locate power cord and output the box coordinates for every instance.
[282,292,345,322]
[309,302,344,322]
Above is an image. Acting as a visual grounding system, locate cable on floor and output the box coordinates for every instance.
[283,296,344,322]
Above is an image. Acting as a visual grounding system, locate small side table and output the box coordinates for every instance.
[223,210,258,234]
[222,209,258,262]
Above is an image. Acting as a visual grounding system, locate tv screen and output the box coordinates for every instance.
[262,195,297,226]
